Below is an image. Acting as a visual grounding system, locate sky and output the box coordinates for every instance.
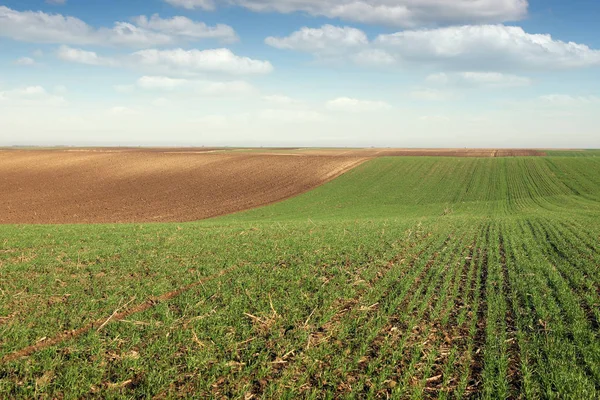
[0,0,599,148]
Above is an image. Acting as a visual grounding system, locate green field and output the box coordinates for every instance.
[2,155,600,399]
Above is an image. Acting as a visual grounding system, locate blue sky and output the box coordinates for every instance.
[1,0,599,147]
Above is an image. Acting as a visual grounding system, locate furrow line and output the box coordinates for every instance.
[1,266,237,364]
[237,227,440,398]
[499,229,523,397]
[466,221,491,396]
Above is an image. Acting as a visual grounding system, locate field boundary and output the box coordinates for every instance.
[204,157,370,223]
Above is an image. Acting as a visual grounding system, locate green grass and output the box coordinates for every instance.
[1,155,600,399]
[544,149,600,157]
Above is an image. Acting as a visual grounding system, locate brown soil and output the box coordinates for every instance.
[0,149,366,224]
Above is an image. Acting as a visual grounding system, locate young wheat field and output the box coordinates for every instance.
[1,152,600,398]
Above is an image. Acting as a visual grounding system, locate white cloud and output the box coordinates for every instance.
[57,45,116,66]
[165,0,215,10]
[375,25,600,70]
[0,6,236,47]
[46,0,67,5]
[426,72,532,88]
[0,6,94,45]
[132,14,237,42]
[15,57,36,66]
[0,86,66,107]
[103,22,176,47]
[130,48,274,75]
[266,25,368,56]
[268,24,600,71]
[57,46,273,76]
[167,0,528,27]
[326,97,392,112]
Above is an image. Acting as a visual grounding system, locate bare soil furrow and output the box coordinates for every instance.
[246,233,441,398]
[1,266,236,363]
[466,223,491,396]
[421,233,480,397]
[499,231,523,397]
[347,232,467,398]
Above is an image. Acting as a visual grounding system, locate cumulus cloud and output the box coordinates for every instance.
[130,48,274,75]
[57,45,116,66]
[0,6,236,47]
[266,25,368,56]
[426,72,532,88]
[57,47,273,76]
[326,97,392,112]
[166,0,528,27]
[131,14,237,42]
[267,24,600,71]
[375,25,600,70]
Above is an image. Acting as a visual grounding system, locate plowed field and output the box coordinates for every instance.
[0,150,365,224]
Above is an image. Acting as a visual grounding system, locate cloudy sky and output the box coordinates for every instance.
[1,0,599,147]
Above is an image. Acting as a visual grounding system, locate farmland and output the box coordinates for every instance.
[0,149,365,224]
[1,152,600,398]
[0,148,544,225]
